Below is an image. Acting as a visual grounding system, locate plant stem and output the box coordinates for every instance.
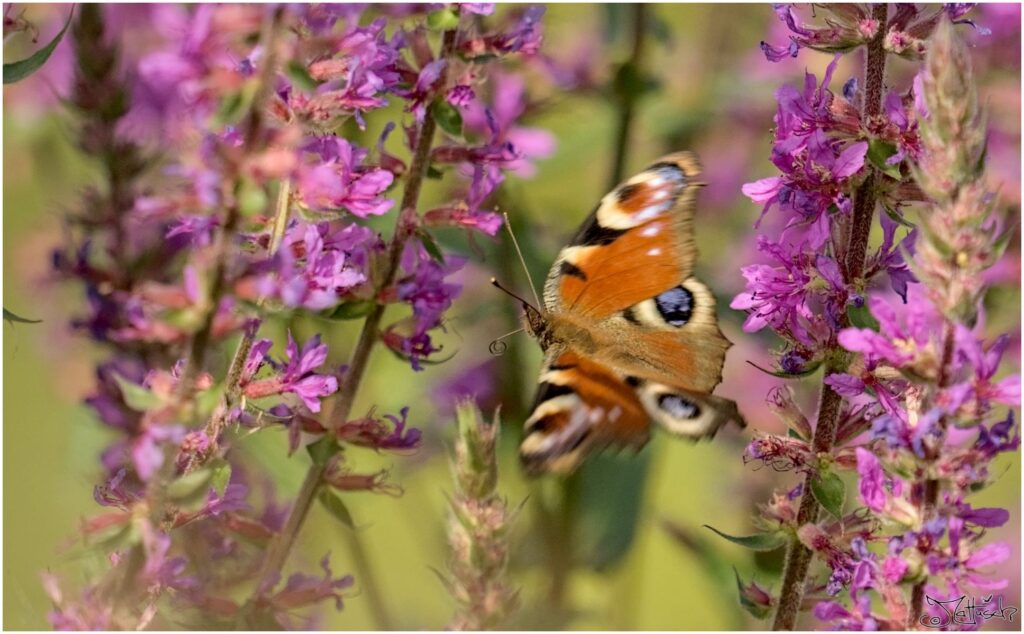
[247,28,457,606]
[609,3,647,187]
[212,179,294,434]
[548,474,581,611]
[771,5,888,630]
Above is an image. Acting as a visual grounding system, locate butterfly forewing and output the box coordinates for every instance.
[541,153,702,318]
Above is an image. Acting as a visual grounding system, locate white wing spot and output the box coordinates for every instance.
[647,248,662,256]
[635,205,667,222]
[641,225,661,237]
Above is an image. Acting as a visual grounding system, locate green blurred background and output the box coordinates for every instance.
[4,4,1020,630]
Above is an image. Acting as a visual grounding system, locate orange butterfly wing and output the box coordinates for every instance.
[542,152,701,318]
[520,349,649,475]
[521,153,743,475]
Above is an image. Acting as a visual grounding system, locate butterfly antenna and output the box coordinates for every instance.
[488,326,525,356]
[490,277,536,311]
[502,212,542,308]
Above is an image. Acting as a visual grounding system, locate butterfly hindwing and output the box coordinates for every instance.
[635,379,745,439]
[520,348,649,475]
[594,275,729,394]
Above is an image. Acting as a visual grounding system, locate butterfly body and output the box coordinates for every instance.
[518,152,745,475]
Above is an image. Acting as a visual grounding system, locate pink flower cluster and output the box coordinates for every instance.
[46,4,552,629]
[730,5,1019,630]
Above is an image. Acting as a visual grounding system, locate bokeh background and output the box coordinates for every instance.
[4,4,1020,630]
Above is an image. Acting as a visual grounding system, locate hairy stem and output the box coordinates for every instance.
[212,178,295,435]
[148,8,283,517]
[247,29,458,607]
[771,5,888,630]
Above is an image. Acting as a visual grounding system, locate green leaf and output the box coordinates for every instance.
[3,308,41,324]
[465,53,498,65]
[847,303,881,331]
[574,449,652,570]
[3,8,73,84]
[418,230,446,263]
[306,436,339,466]
[811,470,846,519]
[601,5,627,45]
[866,139,903,180]
[318,489,355,529]
[703,525,787,551]
[325,300,376,320]
[432,99,463,137]
[285,60,319,92]
[238,181,268,217]
[210,459,232,498]
[113,374,162,412]
[93,522,137,552]
[214,91,245,126]
[426,7,460,31]
[611,62,655,102]
[212,80,257,128]
[647,13,673,46]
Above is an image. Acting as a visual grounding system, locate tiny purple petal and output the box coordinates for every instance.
[856,448,887,512]
[966,542,1010,569]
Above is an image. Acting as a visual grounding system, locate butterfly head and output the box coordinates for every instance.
[522,302,555,349]
[490,277,556,350]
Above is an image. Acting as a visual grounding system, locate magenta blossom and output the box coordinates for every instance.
[384,242,466,370]
[730,235,849,354]
[459,71,555,177]
[240,332,339,413]
[836,288,945,369]
[257,221,379,311]
[297,138,394,217]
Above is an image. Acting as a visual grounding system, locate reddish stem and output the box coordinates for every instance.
[771,4,889,630]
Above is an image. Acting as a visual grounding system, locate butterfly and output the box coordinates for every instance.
[502,152,745,475]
